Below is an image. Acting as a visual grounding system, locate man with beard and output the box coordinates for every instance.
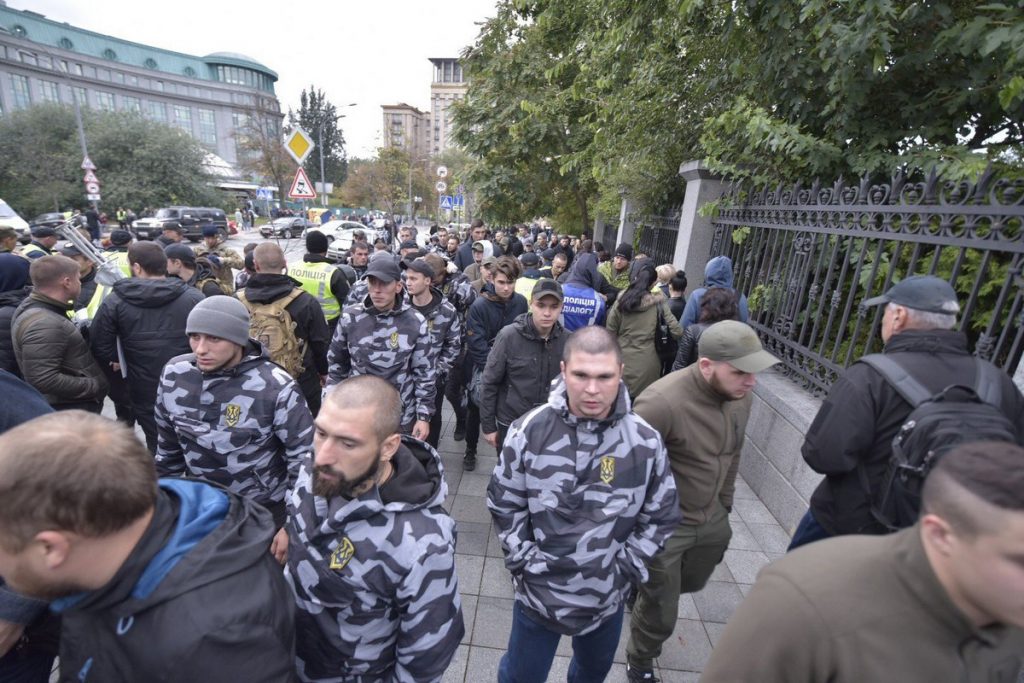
[285,376,463,682]
[0,411,296,681]
[624,320,779,683]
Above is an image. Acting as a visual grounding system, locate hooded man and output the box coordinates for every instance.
[560,252,607,331]
[680,255,750,328]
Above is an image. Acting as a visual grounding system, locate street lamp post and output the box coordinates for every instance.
[318,103,357,207]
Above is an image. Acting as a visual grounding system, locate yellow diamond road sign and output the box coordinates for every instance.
[285,128,315,165]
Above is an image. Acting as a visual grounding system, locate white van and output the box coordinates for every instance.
[0,199,30,240]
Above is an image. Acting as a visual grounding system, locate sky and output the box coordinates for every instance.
[11,0,501,157]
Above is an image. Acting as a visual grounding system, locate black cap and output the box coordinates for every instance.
[521,252,540,266]
[531,278,564,302]
[164,243,196,265]
[862,275,959,315]
[615,243,634,260]
[201,225,219,237]
[399,240,419,251]
[60,244,83,257]
[31,226,57,238]
[364,256,401,283]
[306,230,328,253]
[110,229,132,246]
[541,248,556,261]
[402,257,435,278]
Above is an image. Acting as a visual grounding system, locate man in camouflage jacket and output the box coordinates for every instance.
[327,257,436,440]
[286,375,463,682]
[487,326,681,683]
[155,296,314,558]
[193,224,244,294]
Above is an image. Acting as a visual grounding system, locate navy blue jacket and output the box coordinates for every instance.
[464,285,528,373]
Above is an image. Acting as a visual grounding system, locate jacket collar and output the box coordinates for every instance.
[883,329,968,355]
[686,364,729,405]
[28,290,74,312]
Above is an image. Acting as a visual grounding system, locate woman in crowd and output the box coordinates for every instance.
[672,286,739,371]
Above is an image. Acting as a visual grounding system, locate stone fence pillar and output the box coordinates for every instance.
[673,160,728,284]
[614,194,638,251]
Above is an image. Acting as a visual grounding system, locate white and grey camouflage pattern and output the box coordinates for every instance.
[487,376,682,636]
[154,343,314,511]
[285,437,463,682]
[326,294,437,426]
[417,287,461,377]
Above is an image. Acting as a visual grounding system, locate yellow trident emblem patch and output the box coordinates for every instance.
[600,456,615,485]
[389,331,400,349]
[224,404,241,427]
[329,537,355,571]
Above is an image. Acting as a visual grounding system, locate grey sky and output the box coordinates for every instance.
[13,0,498,157]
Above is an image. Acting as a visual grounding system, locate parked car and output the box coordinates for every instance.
[260,217,314,239]
[0,199,31,242]
[132,207,228,242]
[182,208,228,242]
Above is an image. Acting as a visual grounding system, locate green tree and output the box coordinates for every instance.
[236,109,292,200]
[338,148,408,216]
[291,87,350,191]
[0,104,223,217]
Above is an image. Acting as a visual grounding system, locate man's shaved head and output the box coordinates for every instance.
[324,375,401,441]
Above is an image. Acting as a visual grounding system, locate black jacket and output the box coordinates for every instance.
[90,278,205,412]
[803,329,1024,536]
[0,286,31,376]
[672,322,708,371]
[242,273,331,387]
[54,479,295,682]
[464,285,529,373]
[479,313,567,433]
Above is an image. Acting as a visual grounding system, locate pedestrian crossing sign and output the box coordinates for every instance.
[440,195,453,210]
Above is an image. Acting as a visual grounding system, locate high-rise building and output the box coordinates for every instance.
[0,3,282,190]
[381,102,429,160]
[428,58,467,156]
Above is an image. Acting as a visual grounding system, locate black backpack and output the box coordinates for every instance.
[858,354,1019,531]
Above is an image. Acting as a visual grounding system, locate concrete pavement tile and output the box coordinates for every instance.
[449,495,489,523]
[459,595,478,645]
[746,521,793,554]
[486,526,505,558]
[457,472,492,497]
[456,554,484,596]
[654,618,713,673]
[725,520,761,552]
[708,562,733,582]
[731,477,758,500]
[464,645,504,681]
[441,644,468,683]
[470,596,516,649]
[454,521,490,557]
[479,556,515,599]
[732,498,779,526]
[703,621,728,648]
[691,581,745,624]
[658,670,702,682]
[738,583,754,597]
[677,593,700,620]
[722,548,770,585]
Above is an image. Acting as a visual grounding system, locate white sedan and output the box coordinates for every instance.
[310,220,368,248]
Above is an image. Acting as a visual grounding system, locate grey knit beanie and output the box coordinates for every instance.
[186,296,250,347]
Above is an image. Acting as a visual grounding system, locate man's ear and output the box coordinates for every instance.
[34,531,73,570]
[920,513,956,557]
[380,433,402,462]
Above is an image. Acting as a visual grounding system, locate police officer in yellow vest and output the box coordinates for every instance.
[288,230,350,334]
[105,229,134,278]
[19,226,59,260]
[61,245,111,321]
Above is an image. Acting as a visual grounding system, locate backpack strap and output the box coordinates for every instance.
[858,354,932,408]
[972,357,1004,408]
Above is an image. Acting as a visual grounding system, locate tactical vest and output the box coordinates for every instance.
[287,261,340,322]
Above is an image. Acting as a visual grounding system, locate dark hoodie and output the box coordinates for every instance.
[0,252,30,292]
[0,285,32,376]
[175,261,223,297]
[53,479,296,682]
[241,273,331,389]
[464,283,529,372]
[286,437,463,681]
[90,277,205,411]
[680,255,749,328]
[562,253,607,331]
[479,312,567,432]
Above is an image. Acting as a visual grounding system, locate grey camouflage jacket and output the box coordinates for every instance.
[438,272,476,321]
[326,293,436,426]
[411,287,462,378]
[154,342,314,513]
[286,437,463,682]
[487,376,681,636]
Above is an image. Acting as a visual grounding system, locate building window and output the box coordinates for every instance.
[59,37,74,50]
[98,69,111,81]
[128,74,138,86]
[39,80,60,103]
[72,87,88,108]
[115,72,125,84]
[73,63,83,76]
[144,58,158,69]
[148,101,167,123]
[102,49,118,61]
[232,112,249,130]
[153,80,164,92]
[18,51,36,66]
[123,96,141,113]
[11,25,26,38]
[10,75,30,109]
[95,91,115,112]
[173,105,192,132]
[198,108,216,146]
[183,66,196,78]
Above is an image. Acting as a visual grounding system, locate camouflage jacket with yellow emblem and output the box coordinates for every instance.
[326,292,436,426]
[486,376,682,636]
[410,286,462,379]
[285,436,464,683]
[154,342,314,515]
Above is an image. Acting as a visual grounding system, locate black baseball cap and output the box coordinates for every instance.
[365,257,401,283]
[521,252,540,267]
[531,278,563,302]
[164,243,196,265]
[31,226,57,238]
[399,239,419,251]
[862,275,959,314]
[402,257,434,278]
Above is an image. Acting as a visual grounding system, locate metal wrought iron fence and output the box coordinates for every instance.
[709,169,1024,395]
[631,208,680,266]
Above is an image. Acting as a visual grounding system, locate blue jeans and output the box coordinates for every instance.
[498,601,623,683]
[787,509,833,551]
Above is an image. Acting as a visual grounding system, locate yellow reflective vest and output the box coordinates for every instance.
[107,250,132,277]
[287,261,340,322]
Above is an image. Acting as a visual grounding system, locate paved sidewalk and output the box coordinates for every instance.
[434,407,791,683]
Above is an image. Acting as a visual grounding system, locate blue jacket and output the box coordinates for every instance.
[561,254,607,331]
[680,255,750,328]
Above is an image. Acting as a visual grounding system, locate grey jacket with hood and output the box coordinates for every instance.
[680,255,750,328]
[285,437,463,682]
[487,377,681,636]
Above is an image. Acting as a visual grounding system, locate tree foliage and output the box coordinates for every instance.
[290,87,350,189]
[0,104,223,216]
[339,148,433,218]
[453,0,1024,222]
[236,110,293,198]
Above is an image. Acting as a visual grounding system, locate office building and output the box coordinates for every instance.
[428,57,467,156]
[381,102,429,160]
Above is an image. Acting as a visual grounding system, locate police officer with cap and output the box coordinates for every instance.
[20,226,58,260]
[289,230,350,334]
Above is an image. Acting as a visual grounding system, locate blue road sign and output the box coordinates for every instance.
[256,188,272,200]
[440,195,454,210]
[454,194,465,207]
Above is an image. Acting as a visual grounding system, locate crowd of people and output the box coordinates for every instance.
[0,214,1020,683]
